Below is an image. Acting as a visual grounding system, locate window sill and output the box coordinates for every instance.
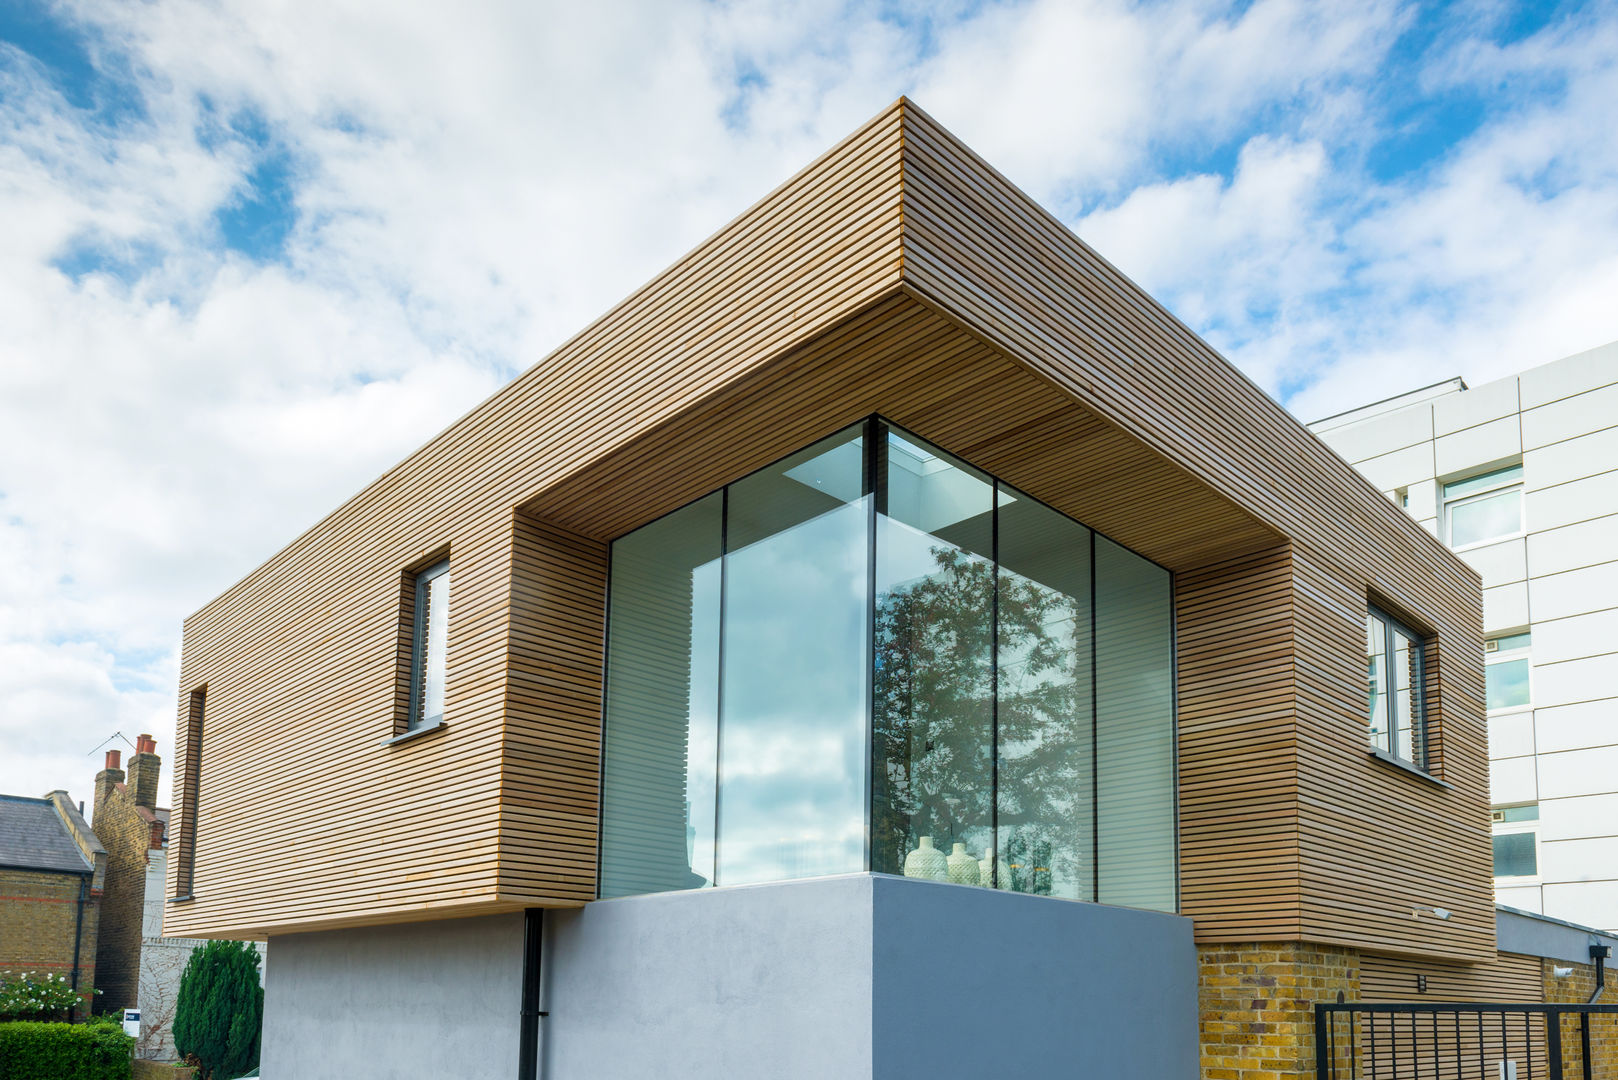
[379,720,447,748]
[167,894,195,904]
[1368,747,1451,789]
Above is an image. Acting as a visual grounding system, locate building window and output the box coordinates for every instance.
[1443,464,1523,549]
[174,686,204,898]
[1485,631,1531,712]
[598,418,1176,910]
[407,559,451,731]
[1366,607,1428,769]
[1491,803,1539,878]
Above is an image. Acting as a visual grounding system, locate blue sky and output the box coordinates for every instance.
[1,0,1616,803]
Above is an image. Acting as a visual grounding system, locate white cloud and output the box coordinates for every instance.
[2,0,1616,809]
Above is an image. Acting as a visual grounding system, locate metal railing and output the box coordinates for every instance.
[1315,1002,1618,1079]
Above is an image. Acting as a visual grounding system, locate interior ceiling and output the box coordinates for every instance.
[523,290,1280,573]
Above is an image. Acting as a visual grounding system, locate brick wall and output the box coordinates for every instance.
[1198,942,1360,1080]
[92,741,163,1014]
[0,866,100,1018]
[1544,957,1618,1079]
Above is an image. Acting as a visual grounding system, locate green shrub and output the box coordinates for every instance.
[0,971,96,1022]
[0,1020,133,1080]
[172,943,261,1080]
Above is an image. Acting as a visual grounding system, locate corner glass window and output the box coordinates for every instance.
[598,418,1176,911]
[1366,606,1428,769]
[1491,803,1539,878]
[408,559,451,730]
[1485,631,1531,712]
[1443,465,1522,548]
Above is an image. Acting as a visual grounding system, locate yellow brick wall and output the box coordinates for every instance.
[1198,942,1359,1080]
[1544,957,1618,1080]
[92,780,157,1013]
[0,866,100,1019]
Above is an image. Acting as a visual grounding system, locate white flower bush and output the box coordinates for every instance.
[0,970,96,1019]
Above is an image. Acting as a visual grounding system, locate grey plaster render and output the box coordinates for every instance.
[260,912,524,1080]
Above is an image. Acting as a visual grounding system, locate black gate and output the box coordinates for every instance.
[1315,1002,1618,1079]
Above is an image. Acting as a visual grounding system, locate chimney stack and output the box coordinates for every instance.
[93,748,126,825]
[128,734,160,811]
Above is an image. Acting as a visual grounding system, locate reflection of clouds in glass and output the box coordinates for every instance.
[719,495,868,887]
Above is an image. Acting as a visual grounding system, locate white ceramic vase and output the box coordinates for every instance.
[947,842,978,884]
[903,836,950,881]
[979,847,1012,889]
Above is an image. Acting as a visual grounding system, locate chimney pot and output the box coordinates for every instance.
[105,749,121,771]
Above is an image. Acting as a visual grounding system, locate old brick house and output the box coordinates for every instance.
[0,789,106,1019]
[91,737,167,1016]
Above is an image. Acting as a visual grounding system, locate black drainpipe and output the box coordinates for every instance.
[1589,943,1610,1004]
[70,875,88,1018]
[518,908,546,1080]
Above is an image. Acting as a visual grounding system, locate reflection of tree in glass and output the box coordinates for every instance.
[873,545,1088,893]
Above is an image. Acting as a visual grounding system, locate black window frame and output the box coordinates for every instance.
[1366,604,1429,771]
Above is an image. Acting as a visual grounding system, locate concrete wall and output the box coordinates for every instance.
[261,913,524,1079]
[869,875,1198,1079]
[259,874,1197,1079]
[542,874,1197,1080]
[1312,341,1618,931]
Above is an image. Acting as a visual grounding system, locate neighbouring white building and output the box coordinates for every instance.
[1310,340,1618,933]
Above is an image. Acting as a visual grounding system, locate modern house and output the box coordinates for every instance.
[0,790,106,1019]
[1311,343,1618,934]
[163,100,1609,1079]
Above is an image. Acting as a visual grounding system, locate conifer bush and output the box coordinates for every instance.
[172,941,261,1080]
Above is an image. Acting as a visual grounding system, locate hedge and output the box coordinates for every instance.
[0,1020,133,1080]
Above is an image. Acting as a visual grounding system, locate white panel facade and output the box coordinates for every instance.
[1310,343,1618,931]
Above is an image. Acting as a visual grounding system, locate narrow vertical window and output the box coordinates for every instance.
[1485,631,1531,712]
[408,560,451,730]
[174,687,204,899]
[1366,607,1429,770]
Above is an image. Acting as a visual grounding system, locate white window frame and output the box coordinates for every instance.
[1484,631,1532,715]
[407,558,451,732]
[1490,804,1541,882]
[1442,464,1524,552]
[1366,605,1429,771]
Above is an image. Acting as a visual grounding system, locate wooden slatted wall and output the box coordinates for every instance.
[1176,546,1301,941]
[896,100,1493,959]
[166,106,904,939]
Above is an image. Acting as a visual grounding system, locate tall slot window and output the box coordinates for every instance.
[1485,631,1531,712]
[174,687,205,899]
[1443,464,1523,549]
[408,559,451,730]
[1366,607,1428,769]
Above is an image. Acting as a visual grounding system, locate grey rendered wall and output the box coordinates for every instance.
[261,913,524,1080]
[869,874,1198,1079]
[541,874,876,1079]
[540,873,1196,1080]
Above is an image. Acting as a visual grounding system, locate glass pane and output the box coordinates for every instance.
[1448,487,1521,547]
[1391,627,1421,765]
[995,488,1093,900]
[1486,657,1530,711]
[1495,804,1539,823]
[1095,537,1175,912]
[1444,464,1523,500]
[1366,614,1390,752]
[872,428,995,884]
[1492,832,1537,877]
[719,427,869,885]
[599,493,723,897]
[1489,631,1531,653]
[419,565,450,727]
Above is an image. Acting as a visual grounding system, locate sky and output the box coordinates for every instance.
[1,0,1615,810]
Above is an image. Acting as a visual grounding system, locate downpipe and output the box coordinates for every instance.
[518,909,547,1080]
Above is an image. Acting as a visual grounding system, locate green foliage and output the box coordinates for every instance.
[0,1020,134,1079]
[172,942,261,1080]
[0,971,96,1022]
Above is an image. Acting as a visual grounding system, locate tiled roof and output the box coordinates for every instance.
[0,794,93,874]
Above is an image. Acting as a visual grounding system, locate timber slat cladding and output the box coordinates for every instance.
[168,97,1492,962]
